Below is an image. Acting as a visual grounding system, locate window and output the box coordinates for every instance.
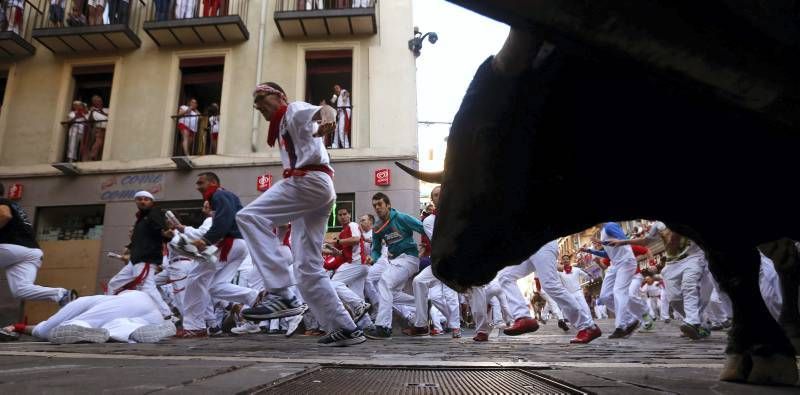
[35,205,105,241]
[62,65,115,162]
[173,57,224,157]
[327,192,355,232]
[306,50,352,149]
[0,70,7,116]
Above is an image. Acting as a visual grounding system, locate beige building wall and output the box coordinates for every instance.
[0,1,417,175]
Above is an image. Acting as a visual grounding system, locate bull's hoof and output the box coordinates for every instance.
[719,354,748,382]
[748,355,798,385]
[719,353,799,385]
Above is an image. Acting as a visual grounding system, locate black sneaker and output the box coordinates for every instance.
[622,320,641,338]
[207,326,224,337]
[608,327,626,339]
[0,327,20,342]
[318,328,367,347]
[680,323,710,340]
[242,295,307,321]
[558,319,570,332]
[364,325,392,340]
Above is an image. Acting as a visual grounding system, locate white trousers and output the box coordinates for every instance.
[427,277,461,329]
[107,261,172,317]
[499,245,595,330]
[67,127,83,161]
[412,265,460,328]
[375,253,418,328]
[628,273,649,320]
[469,280,507,333]
[331,262,368,299]
[175,0,196,18]
[600,257,647,328]
[660,285,671,320]
[594,304,608,319]
[0,244,65,303]
[333,109,351,148]
[352,0,369,7]
[759,253,783,322]
[32,291,163,342]
[647,296,661,319]
[661,255,707,326]
[364,257,387,305]
[182,239,258,330]
[237,171,354,331]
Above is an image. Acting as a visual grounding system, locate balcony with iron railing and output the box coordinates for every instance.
[32,0,145,54]
[169,112,219,169]
[143,0,249,47]
[0,0,40,59]
[274,0,377,39]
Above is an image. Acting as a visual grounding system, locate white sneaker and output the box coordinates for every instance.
[49,325,109,344]
[231,321,262,335]
[285,314,304,338]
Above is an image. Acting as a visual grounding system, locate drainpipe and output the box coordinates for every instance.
[251,0,269,152]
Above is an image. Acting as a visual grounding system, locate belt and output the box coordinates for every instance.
[283,165,334,179]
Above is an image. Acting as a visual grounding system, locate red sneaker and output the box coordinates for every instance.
[429,328,442,336]
[174,328,207,339]
[402,326,430,336]
[473,331,489,342]
[570,325,602,344]
[503,317,540,336]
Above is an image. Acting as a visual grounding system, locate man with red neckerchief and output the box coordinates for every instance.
[178,172,261,338]
[238,82,365,347]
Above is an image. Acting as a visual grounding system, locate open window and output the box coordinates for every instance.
[173,57,224,157]
[61,65,114,163]
[305,49,352,149]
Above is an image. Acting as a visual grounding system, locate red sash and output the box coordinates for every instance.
[114,263,151,295]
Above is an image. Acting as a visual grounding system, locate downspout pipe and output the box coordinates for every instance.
[251,0,269,152]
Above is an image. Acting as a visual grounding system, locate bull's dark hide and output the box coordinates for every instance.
[423,6,800,383]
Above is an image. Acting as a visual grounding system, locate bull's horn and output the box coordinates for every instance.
[394,162,444,184]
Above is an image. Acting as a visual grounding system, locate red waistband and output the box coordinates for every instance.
[283,165,334,179]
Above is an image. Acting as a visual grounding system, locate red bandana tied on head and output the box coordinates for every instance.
[203,185,220,202]
[267,105,288,148]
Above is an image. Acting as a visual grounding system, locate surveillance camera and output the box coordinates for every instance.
[428,32,438,44]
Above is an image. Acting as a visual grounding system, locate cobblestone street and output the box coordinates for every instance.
[2,318,799,394]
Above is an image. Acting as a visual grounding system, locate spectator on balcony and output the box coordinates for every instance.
[67,4,87,26]
[202,0,223,16]
[87,0,106,26]
[5,0,24,35]
[88,95,109,161]
[296,1,323,10]
[177,98,199,156]
[66,101,88,162]
[330,84,351,149]
[50,0,67,27]
[108,0,130,24]
[207,103,220,154]
[352,0,369,7]
[153,0,169,21]
[175,0,196,19]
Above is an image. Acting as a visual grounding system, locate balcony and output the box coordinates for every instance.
[0,1,40,59]
[32,0,145,54]
[143,0,249,47]
[170,112,220,169]
[274,1,377,39]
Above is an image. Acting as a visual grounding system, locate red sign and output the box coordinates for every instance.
[7,184,22,200]
[375,168,391,186]
[257,174,273,192]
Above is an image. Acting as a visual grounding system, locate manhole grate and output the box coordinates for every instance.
[249,366,589,394]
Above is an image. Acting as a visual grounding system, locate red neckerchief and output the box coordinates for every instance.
[203,185,220,202]
[267,105,288,148]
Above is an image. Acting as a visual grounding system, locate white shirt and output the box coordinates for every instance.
[423,214,435,240]
[646,221,703,260]
[279,101,331,170]
[332,89,351,109]
[600,227,636,263]
[68,110,87,133]
[344,222,362,263]
[209,115,219,134]
[361,229,373,253]
[89,106,109,129]
[183,217,213,241]
[178,105,198,133]
[558,267,587,293]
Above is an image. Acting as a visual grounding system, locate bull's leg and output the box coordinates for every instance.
[760,239,800,354]
[706,247,798,385]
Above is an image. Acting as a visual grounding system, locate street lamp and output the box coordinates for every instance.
[408,26,438,57]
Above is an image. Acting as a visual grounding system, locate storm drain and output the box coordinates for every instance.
[249,366,589,395]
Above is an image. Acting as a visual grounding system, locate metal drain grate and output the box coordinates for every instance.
[250,366,588,395]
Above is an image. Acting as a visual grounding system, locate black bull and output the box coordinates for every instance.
[399,0,800,387]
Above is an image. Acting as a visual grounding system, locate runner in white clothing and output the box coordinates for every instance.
[238,82,364,347]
